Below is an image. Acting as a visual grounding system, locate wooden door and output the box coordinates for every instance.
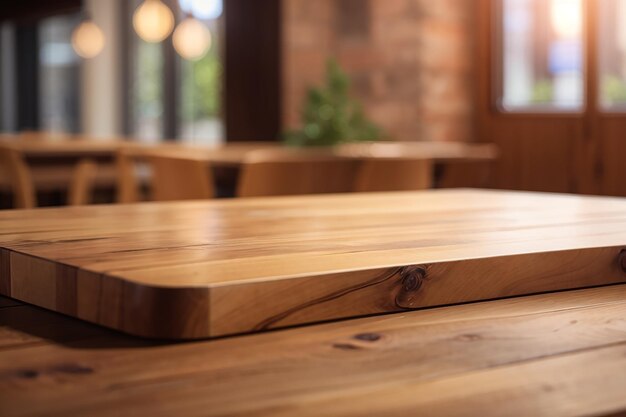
[593,0,626,196]
[476,0,626,196]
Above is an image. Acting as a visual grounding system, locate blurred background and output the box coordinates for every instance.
[0,0,625,208]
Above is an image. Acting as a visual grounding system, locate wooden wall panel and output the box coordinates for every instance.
[599,118,626,197]
[490,118,582,192]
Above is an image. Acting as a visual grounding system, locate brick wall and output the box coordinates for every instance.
[282,0,476,142]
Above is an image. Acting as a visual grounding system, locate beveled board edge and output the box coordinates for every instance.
[0,248,210,339]
[1,246,625,339]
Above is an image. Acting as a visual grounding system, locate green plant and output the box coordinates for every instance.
[531,79,553,103]
[284,59,383,147]
[602,75,626,105]
[181,48,222,121]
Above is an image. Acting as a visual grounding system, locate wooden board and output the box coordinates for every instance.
[2,285,626,416]
[1,189,625,339]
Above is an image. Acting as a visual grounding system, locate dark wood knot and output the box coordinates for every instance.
[620,249,626,274]
[455,333,482,342]
[354,333,381,342]
[332,343,362,351]
[400,266,426,291]
[52,363,94,375]
[395,265,427,309]
[15,369,39,379]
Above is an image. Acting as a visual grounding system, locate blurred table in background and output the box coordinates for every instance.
[0,135,280,202]
[0,133,498,204]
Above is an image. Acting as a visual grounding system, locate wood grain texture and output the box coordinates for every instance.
[2,285,626,416]
[1,190,625,338]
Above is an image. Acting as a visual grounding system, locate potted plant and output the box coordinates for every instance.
[284,59,383,147]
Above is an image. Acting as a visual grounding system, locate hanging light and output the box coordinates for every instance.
[71,18,105,59]
[172,16,211,60]
[133,0,175,43]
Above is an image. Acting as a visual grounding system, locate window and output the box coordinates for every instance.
[130,38,165,142]
[177,0,223,145]
[39,14,82,132]
[499,0,584,111]
[127,0,224,144]
[598,0,626,110]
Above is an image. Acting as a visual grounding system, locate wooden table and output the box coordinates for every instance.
[7,139,280,167]
[7,137,496,164]
[0,136,497,194]
[2,286,626,416]
[1,189,626,415]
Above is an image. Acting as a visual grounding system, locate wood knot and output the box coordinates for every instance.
[332,343,362,351]
[395,265,427,309]
[620,249,626,274]
[400,266,426,291]
[15,369,39,379]
[354,333,381,342]
[52,363,94,375]
[455,333,482,342]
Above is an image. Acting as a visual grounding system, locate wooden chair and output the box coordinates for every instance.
[354,158,433,192]
[0,143,120,208]
[237,149,360,197]
[117,148,214,203]
[68,159,99,206]
[0,144,36,209]
[148,153,214,201]
[116,148,140,203]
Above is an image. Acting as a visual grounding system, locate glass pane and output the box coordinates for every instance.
[499,0,584,111]
[599,0,626,110]
[129,0,164,142]
[39,14,81,133]
[131,40,164,142]
[177,0,224,146]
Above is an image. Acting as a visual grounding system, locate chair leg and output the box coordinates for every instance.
[69,159,98,206]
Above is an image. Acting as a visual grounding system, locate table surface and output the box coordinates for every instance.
[1,189,625,338]
[2,284,626,417]
[1,136,497,163]
[2,138,281,166]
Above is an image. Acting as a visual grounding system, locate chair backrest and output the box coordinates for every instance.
[237,149,360,197]
[437,160,494,189]
[68,159,99,206]
[147,153,214,201]
[0,144,36,209]
[116,148,140,203]
[116,148,214,202]
[355,158,433,192]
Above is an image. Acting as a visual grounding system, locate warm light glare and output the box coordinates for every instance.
[133,0,175,43]
[71,20,105,59]
[173,17,212,60]
[551,0,582,38]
